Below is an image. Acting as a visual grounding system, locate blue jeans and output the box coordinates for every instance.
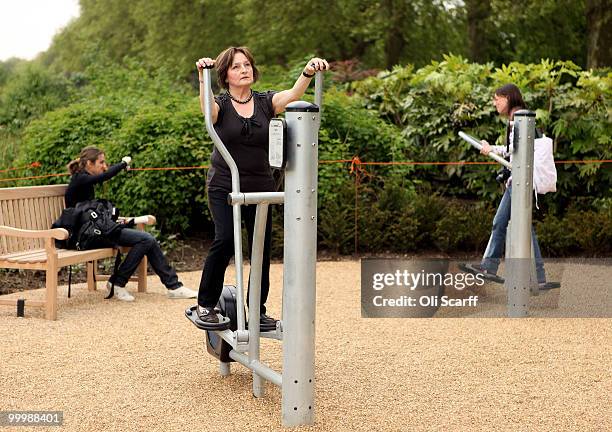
[481,186,546,283]
[109,228,181,289]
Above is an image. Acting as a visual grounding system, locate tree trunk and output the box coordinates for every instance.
[383,0,406,69]
[586,0,612,68]
[465,0,492,63]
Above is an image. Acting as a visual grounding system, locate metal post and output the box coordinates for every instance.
[281,93,320,426]
[249,203,269,397]
[220,362,230,376]
[314,73,323,112]
[505,110,536,317]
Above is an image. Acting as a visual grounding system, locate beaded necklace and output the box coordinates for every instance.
[228,89,253,104]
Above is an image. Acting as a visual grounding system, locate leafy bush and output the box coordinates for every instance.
[15,61,211,233]
[356,179,419,253]
[0,62,75,132]
[353,55,612,206]
[537,203,612,256]
[107,104,211,232]
[18,102,124,187]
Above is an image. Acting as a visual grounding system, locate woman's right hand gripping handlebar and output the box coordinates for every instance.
[196,57,215,75]
[480,140,492,156]
[196,57,219,122]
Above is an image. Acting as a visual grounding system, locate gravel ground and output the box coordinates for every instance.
[0,260,610,431]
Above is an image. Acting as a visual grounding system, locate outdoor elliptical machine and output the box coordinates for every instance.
[186,64,324,427]
[459,111,541,317]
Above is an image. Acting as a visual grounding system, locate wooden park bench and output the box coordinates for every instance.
[0,184,155,320]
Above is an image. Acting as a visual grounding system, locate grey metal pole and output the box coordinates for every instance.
[505,110,536,317]
[248,203,269,397]
[229,350,283,386]
[281,74,322,427]
[314,73,323,112]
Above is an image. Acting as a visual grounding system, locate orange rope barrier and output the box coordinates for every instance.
[0,159,609,184]
[320,159,612,166]
[0,173,68,183]
[555,160,612,164]
[0,161,42,173]
[128,165,209,171]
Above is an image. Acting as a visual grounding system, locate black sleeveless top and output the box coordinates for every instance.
[206,90,277,193]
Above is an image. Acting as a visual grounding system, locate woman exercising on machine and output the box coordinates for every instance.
[195,47,329,325]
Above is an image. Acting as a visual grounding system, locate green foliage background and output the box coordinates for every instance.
[0,0,610,256]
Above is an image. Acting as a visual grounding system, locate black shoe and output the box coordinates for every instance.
[459,263,505,284]
[538,281,561,290]
[196,305,221,324]
[186,305,230,331]
[260,313,278,327]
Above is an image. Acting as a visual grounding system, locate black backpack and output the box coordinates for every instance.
[51,199,126,299]
[74,199,123,250]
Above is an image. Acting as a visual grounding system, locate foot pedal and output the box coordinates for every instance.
[185,305,231,331]
[246,320,278,332]
[539,282,561,290]
[458,262,504,284]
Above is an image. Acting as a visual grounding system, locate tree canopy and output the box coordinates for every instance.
[35,0,607,81]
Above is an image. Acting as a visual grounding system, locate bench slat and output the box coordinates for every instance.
[0,248,116,264]
[0,200,6,254]
[18,200,30,250]
[0,248,46,260]
[25,198,38,250]
[10,252,48,264]
[57,249,116,267]
[7,200,19,252]
[0,184,68,200]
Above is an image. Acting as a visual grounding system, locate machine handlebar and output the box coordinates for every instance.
[459,131,512,169]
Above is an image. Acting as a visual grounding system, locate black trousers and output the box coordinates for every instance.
[198,189,273,314]
[108,228,181,289]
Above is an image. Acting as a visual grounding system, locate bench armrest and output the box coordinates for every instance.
[0,225,69,240]
[118,215,157,225]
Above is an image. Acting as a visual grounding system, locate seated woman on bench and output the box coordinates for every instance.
[65,146,198,301]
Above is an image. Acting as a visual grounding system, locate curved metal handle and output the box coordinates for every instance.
[459,131,512,169]
[200,68,241,193]
[200,67,246,331]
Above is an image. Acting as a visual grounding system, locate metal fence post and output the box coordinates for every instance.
[506,110,536,317]
[281,100,319,426]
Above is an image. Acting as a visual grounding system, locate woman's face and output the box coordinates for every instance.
[226,52,253,88]
[493,93,509,115]
[86,153,107,175]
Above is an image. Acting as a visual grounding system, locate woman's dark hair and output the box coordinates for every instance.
[67,146,104,175]
[215,46,259,90]
[495,84,527,148]
[495,83,526,116]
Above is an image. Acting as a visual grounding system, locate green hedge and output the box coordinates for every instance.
[4,59,611,256]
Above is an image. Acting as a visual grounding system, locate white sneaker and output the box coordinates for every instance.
[167,285,198,299]
[107,282,135,302]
